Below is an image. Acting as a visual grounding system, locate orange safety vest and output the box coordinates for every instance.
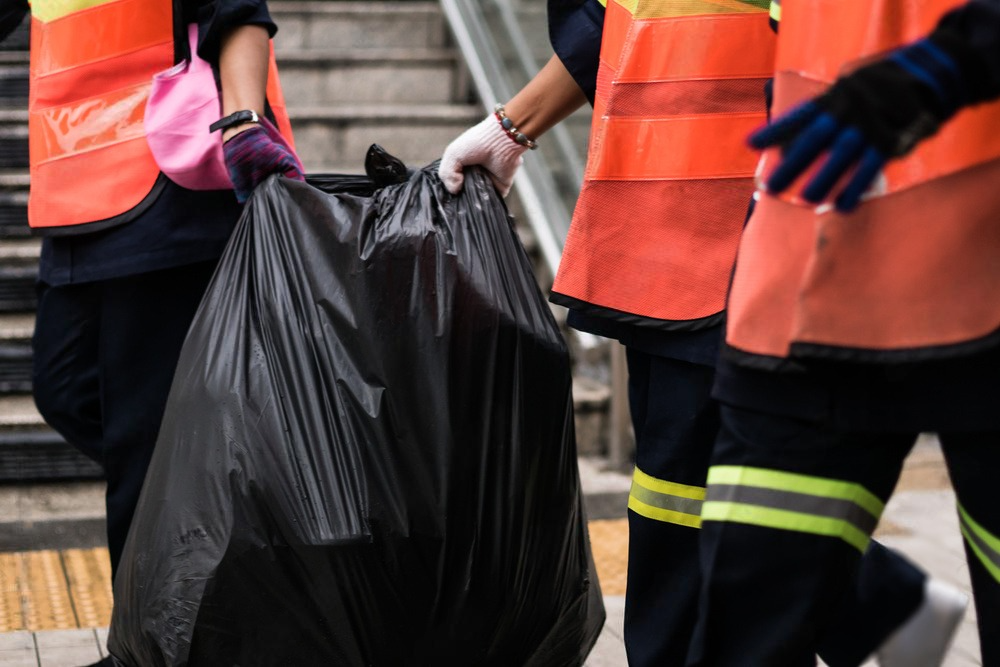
[550,0,776,327]
[28,0,295,233]
[725,0,1000,362]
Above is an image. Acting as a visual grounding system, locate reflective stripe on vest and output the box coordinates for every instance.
[28,0,296,231]
[726,0,1000,360]
[29,0,173,230]
[959,503,1000,584]
[550,0,775,325]
[628,466,704,528]
[701,466,884,552]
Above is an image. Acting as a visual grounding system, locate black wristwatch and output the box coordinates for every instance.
[209,109,259,133]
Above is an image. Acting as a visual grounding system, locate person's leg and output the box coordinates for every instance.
[98,261,217,579]
[624,349,719,666]
[939,431,1000,666]
[32,280,103,460]
[688,404,915,667]
[819,540,930,666]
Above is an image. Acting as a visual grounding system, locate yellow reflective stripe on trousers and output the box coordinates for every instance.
[769,0,781,22]
[701,466,884,552]
[628,466,705,528]
[959,504,1000,584]
[700,502,871,551]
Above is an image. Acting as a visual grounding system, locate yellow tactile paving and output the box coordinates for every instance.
[18,550,75,631]
[0,552,25,631]
[589,518,628,596]
[62,548,113,629]
[0,548,111,633]
[0,526,631,634]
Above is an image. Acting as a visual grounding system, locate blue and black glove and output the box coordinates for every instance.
[223,119,305,203]
[750,36,972,212]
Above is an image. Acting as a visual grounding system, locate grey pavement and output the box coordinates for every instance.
[586,596,627,667]
[0,629,107,667]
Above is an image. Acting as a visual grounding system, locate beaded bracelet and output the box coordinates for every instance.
[494,103,539,150]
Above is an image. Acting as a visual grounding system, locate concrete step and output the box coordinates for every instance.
[0,312,32,342]
[277,48,470,106]
[0,310,33,395]
[289,103,481,172]
[0,261,35,312]
[0,394,41,430]
[0,122,26,169]
[0,240,37,319]
[0,64,27,108]
[0,430,103,482]
[0,237,38,260]
[0,184,28,239]
[0,170,27,187]
[271,2,449,52]
[0,310,33,396]
[0,339,30,394]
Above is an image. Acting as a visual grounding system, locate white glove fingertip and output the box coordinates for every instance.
[440,165,465,195]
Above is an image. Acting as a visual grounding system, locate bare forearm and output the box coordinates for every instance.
[219,24,269,141]
[503,54,588,140]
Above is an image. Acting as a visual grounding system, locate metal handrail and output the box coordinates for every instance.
[440,0,631,466]
[438,0,572,279]
[491,0,586,187]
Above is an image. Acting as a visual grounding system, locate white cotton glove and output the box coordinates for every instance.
[438,114,529,197]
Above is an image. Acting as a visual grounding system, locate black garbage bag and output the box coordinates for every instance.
[108,149,605,666]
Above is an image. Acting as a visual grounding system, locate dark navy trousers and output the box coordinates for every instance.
[32,260,217,581]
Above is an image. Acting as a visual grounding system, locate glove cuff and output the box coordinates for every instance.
[927,28,993,107]
[480,114,531,160]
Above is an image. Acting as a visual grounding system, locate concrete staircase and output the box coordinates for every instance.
[0,1,616,482]
[271,2,482,172]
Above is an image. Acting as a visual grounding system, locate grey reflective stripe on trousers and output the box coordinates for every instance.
[705,484,880,535]
[630,483,703,517]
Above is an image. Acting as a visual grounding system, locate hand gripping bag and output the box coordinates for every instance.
[108,149,605,667]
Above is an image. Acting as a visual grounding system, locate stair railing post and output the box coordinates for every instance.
[608,342,633,470]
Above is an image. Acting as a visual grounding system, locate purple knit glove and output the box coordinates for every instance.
[223,121,305,203]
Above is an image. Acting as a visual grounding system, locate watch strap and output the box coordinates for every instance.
[209,109,260,133]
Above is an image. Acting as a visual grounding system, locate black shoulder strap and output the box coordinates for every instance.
[172,0,191,63]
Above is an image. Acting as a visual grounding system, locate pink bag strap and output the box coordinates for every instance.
[184,23,212,73]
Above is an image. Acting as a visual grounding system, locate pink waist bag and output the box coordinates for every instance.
[145,24,231,191]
